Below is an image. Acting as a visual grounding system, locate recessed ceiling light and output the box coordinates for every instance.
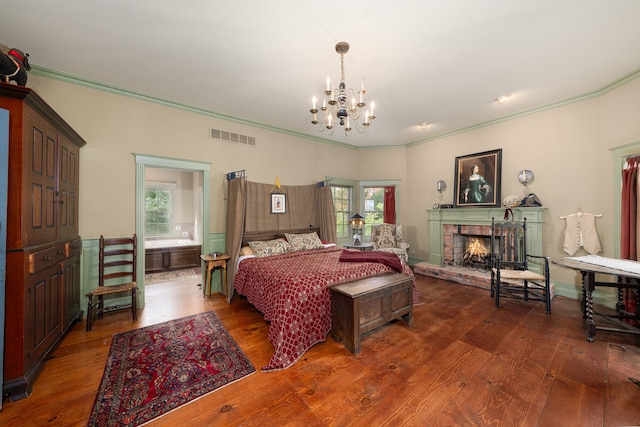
[419,122,430,129]
[496,94,511,104]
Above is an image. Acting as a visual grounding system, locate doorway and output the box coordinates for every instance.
[144,167,202,272]
[134,154,211,308]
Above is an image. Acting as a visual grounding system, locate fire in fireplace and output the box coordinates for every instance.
[453,233,492,271]
[463,236,491,270]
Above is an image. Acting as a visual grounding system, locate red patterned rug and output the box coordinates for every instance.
[87,311,255,426]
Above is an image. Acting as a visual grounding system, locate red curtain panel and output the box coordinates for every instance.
[383,186,396,224]
[621,156,639,324]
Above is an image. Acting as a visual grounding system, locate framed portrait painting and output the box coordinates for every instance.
[271,193,286,214]
[453,149,502,207]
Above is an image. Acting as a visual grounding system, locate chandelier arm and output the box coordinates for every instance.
[353,119,368,134]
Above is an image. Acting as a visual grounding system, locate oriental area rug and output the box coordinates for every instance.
[87,311,255,427]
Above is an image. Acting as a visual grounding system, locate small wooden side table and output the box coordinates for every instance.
[200,254,230,297]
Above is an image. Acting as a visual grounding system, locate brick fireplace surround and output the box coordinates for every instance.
[444,224,493,267]
[414,207,547,291]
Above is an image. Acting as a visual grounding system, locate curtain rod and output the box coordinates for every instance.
[226,170,246,181]
[316,178,333,188]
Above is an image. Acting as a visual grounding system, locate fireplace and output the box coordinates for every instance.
[426,207,544,270]
[414,207,546,290]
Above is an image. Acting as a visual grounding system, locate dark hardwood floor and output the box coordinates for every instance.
[1,272,639,426]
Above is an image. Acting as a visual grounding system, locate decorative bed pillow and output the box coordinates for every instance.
[240,246,254,256]
[373,224,397,249]
[285,232,324,251]
[248,238,291,257]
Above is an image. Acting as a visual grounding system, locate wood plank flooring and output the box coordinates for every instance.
[1,273,639,426]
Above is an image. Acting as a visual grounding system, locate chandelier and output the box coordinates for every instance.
[309,42,376,134]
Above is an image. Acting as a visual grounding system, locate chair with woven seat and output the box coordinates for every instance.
[86,234,138,331]
[370,223,410,262]
[490,218,551,313]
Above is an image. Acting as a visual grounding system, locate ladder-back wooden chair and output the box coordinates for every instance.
[86,234,138,331]
[490,218,552,313]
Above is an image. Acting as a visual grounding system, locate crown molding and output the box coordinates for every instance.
[31,65,640,151]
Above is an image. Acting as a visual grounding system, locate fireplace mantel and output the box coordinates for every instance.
[427,207,546,269]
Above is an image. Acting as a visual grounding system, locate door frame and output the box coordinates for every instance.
[134,154,211,306]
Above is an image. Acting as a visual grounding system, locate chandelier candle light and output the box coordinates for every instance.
[310,42,376,134]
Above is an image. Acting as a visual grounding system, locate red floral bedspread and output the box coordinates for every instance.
[233,246,416,371]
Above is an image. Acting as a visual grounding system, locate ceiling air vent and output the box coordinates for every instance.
[210,128,256,147]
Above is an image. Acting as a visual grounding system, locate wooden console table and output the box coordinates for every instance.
[553,257,640,342]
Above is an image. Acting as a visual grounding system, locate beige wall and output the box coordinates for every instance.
[26,75,361,239]
[24,72,640,296]
[406,76,640,294]
[358,147,409,221]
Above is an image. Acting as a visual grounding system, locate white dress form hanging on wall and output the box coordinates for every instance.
[560,208,603,255]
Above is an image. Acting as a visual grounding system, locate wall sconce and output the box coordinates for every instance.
[349,213,365,245]
[518,170,534,186]
[436,180,447,193]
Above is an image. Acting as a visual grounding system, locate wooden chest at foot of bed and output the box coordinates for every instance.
[330,273,413,354]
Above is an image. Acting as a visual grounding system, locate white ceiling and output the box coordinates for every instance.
[2,0,640,148]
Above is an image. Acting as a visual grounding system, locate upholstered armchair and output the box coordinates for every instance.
[370,223,410,262]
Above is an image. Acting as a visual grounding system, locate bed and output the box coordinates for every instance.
[233,228,417,371]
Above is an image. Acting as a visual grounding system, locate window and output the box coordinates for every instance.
[363,187,384,235]
[145,186,173,236]
[330,179,399,240]
[331,185,352,238]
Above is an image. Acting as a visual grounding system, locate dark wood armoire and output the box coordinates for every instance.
[0,83,86,401]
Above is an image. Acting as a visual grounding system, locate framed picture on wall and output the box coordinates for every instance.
[453,149,502,207]
[271,193,286,214]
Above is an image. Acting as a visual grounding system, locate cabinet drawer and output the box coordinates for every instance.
[65,238,82,258]
[28,245,65,274]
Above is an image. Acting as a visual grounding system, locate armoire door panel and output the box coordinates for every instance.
[31,128,43,175]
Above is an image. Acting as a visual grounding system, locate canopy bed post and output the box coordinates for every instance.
[224,174,247,303]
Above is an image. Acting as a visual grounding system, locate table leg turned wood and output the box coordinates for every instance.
[584,272,596,342]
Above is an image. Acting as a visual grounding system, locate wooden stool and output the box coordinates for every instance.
[200,254,230,296]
